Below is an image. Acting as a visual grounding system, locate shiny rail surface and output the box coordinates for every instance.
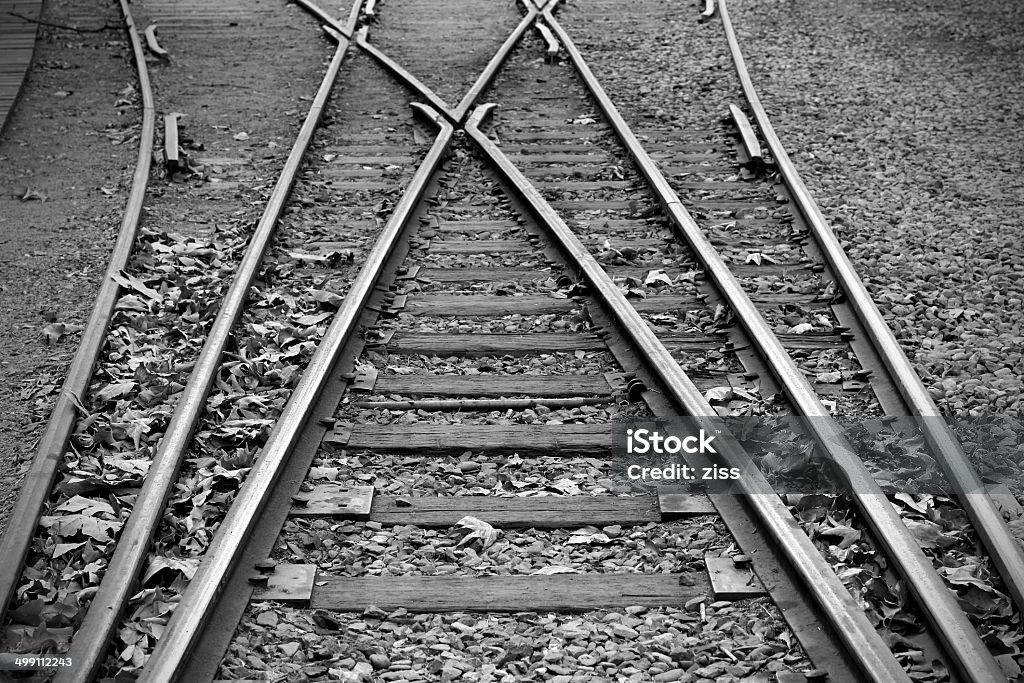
[0,0,1015,680]
[140,103,454,682]
[464,103,910,682]
[718,0,1024,618]
[52,4,363,681]
[0,0,156,626]
[146,1,929,680]
[540,4,1004,680]
[139,0,554,674]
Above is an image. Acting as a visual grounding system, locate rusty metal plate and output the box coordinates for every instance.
[321,423,352,450]
[705,556,765,600]
[350,365,378,392]
[290,484,374,519]
[657,488,717,518]
[252,564,317,604]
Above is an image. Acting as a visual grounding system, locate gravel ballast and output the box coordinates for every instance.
[559,0,1024,507]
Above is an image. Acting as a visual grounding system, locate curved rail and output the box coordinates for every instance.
[139,102,454,682]
[137,1,550,674]
[541,6,1005,682]
[54,7,362,681]
[298,0,543,125]
[718,0,1024,615]
[453,1,542,121]
[0,0,156,623]
[355,26,455,122]
[465,103,909,683]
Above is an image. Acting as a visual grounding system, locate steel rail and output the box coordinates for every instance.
[354,26,456,122]
[465,103,909,683]
[0,0,156,624]
[138,103,454,682]
[53,11,361,682]
[131,4,555,677]
[540,8,1005,681]
[452,1,542,121]
[290,0,354,40]
[298,0,544,125]
[718,0,1024,615]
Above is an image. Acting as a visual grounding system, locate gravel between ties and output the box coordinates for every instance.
[559,0,1024,513]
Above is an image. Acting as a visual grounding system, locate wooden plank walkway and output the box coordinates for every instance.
[0,0,43,136]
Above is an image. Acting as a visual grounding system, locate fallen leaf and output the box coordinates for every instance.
[644,269,673,287]
[531,566,579,575]
[93,380,136,403]
[567,530,611,545]
[52,542,87,560]
[112,271,162,301]
[39,514,119,542]
[142,556,200,585]
[788,322,814,334]
[453,516,498,551]
[939,564,994,592]
[818,524,861,548]
[56,496,114,517]
[704,386,733,403]
[904,519,955,549]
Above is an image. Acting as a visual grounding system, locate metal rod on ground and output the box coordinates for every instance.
[53,13,360,683]
[139,104,454,683]
[465,103,911,683]
[535,21,559,62]
[164,112,180,170]
[718,0,1024,616]
[0,0,156,625]
[541,12,1006,682]
[728,104,761,169]
[143,24,169,59]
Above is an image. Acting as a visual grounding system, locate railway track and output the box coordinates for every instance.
[1,0,1021,681]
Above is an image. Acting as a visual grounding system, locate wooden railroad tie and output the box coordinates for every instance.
[262,486,764,608]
